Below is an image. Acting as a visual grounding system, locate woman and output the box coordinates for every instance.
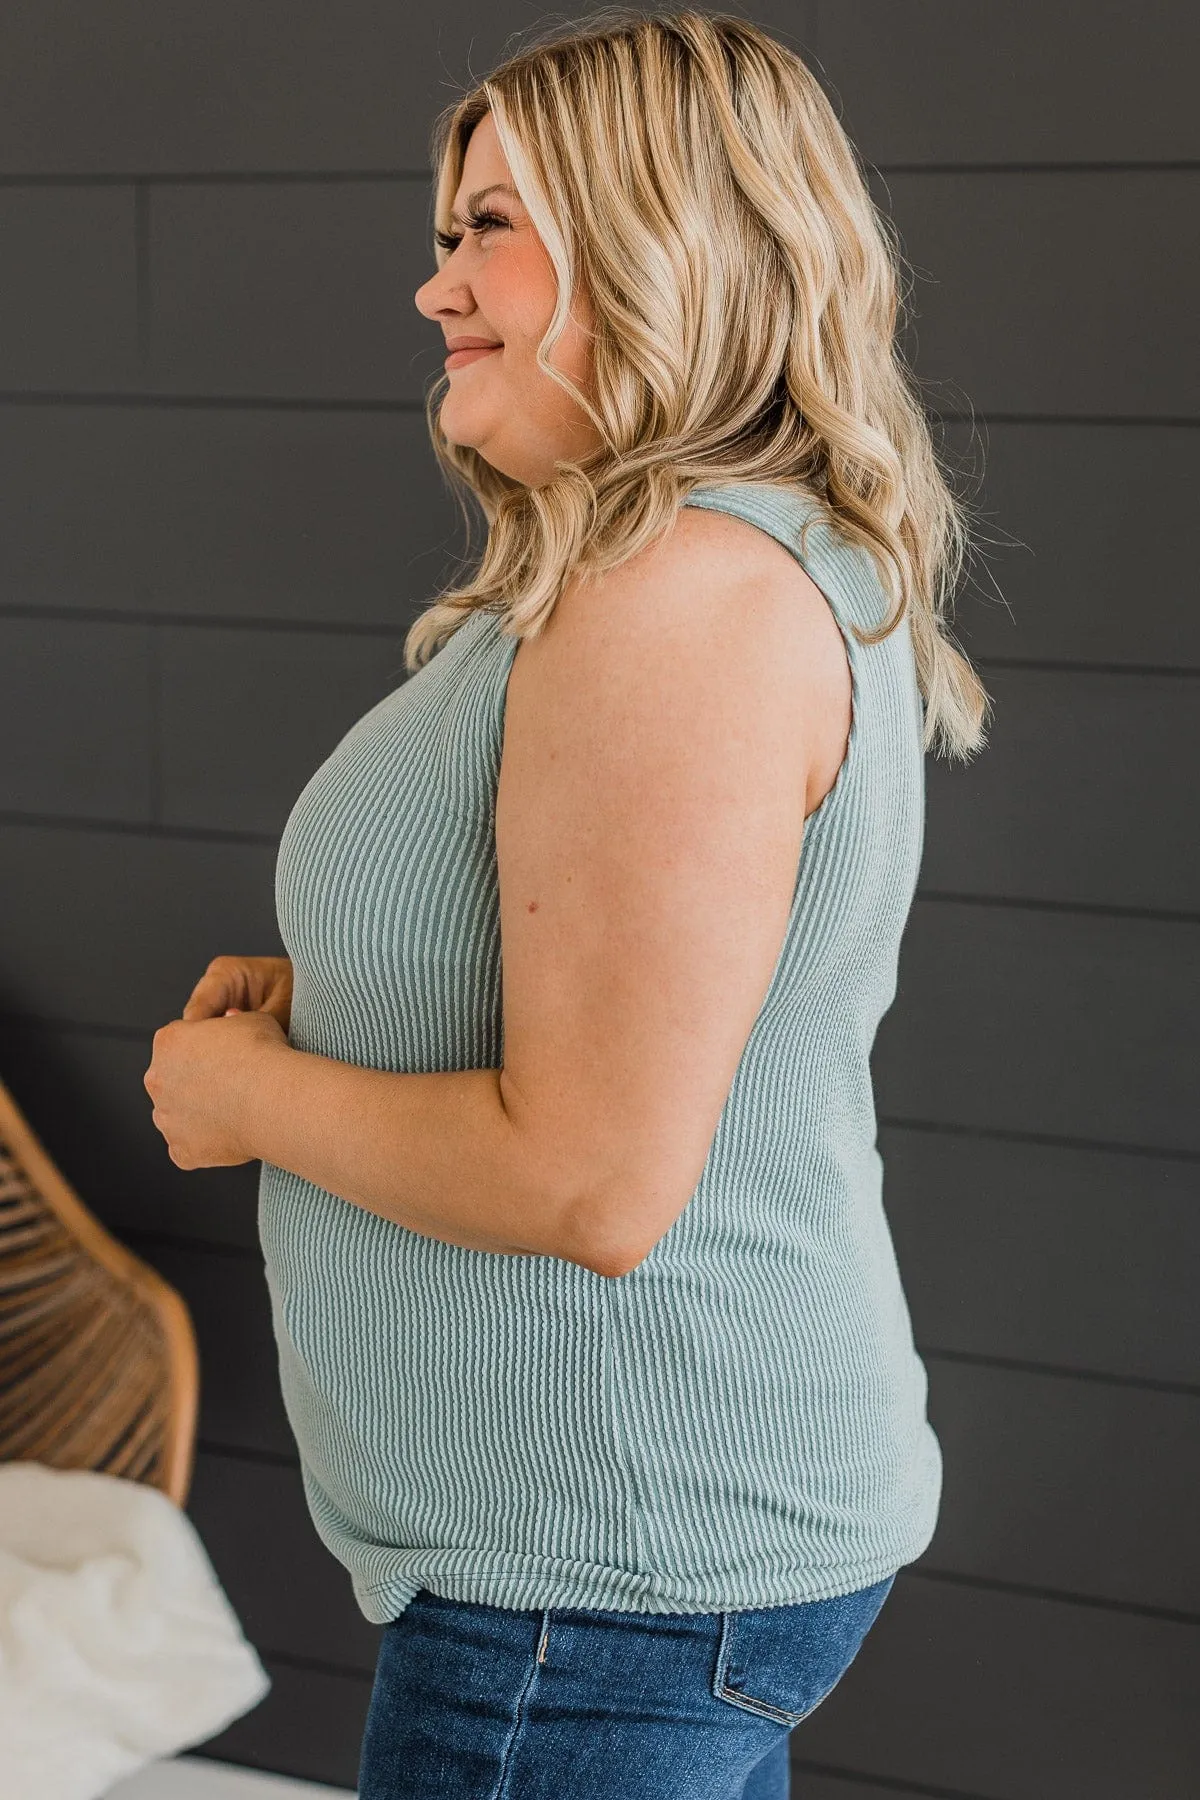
[144,10,991,1796]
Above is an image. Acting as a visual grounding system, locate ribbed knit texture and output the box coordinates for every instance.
[257,480,943,1626]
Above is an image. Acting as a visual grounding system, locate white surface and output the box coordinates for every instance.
[0,1462,270,1800]
[107,1757,354,1799]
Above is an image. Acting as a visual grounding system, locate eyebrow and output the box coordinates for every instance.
[447,182,520,226]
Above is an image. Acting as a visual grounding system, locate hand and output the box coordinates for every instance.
[182,954,294,1031]
[144,1007,290,1169]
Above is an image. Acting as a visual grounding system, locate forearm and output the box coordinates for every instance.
[240,1043,593,1268]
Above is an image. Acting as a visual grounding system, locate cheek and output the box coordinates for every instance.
[487,247,561,347]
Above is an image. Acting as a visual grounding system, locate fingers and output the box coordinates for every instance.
[181,990,211,1021]
[181,970,232,1020]
[180,955,289,1022]
[180,964,287,1022]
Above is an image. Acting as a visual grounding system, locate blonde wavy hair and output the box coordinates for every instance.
[405,6,992,762]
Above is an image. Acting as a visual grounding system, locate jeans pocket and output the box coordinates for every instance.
[711,1575,895,1726]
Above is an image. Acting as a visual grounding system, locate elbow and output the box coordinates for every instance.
[568,1189,657,1280]
[546,1177,650,1279]
[497,1076,622,1275]
[584,1245,643,1281]
[559,1160,686,1278]
[557,1199,644,1280]
[498,1071,658,1278]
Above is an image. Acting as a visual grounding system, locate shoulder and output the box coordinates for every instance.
[537,498,835,657]
[626,496,816,595]
[498,499,854,829]
[509,500,848,744]
[500,500,853,814]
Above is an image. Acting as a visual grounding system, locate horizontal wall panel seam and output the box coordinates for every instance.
[0,391,420,412]
[920,1349,1200,1399]
[3,160,1198,185]
[917,893,1200,925]
[251,1650,373,1684]
[3,394,1198,427]
[7,814,1199,924]
[198,1439,301,1468]
[910,1568,1200,1629]
[879,1118,1200,1163]
[113,1256,1199,1391]
[878,1111,1200,1161]
[14,611,1200,678]
[791,1756,997,1800]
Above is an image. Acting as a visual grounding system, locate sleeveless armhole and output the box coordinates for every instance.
[680,480,866,835]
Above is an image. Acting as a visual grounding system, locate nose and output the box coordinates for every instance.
[414,273,442,320]
[414,267,443,319]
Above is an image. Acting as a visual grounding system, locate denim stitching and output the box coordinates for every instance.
[716,1675,831,1727]
[712,1581,895,1727]
[712,1611,836,1727]
[493,1610,551,1798]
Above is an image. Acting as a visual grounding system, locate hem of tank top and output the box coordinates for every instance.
[353,1559,916,1621]
[353,1544,921,1606]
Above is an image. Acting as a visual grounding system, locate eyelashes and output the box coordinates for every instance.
[434,208,511,253]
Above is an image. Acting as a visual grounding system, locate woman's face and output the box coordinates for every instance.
[414,112,602,487]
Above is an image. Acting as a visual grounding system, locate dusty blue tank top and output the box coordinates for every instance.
[257,479,943,1625]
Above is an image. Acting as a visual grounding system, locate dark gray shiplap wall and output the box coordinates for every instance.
[1,3,1196,1794]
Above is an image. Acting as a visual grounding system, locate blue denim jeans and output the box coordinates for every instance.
[357,1574,895,1798]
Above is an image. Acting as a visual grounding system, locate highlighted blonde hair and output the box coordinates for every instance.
[407,7,992,762]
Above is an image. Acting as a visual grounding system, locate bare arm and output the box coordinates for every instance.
[222,505,846,1276]
[494,504,849,1275]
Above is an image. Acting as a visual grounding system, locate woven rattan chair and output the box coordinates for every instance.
[0,1071,199,1506]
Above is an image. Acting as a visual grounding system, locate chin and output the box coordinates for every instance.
[436,410,481,452]
[438,397,489,442]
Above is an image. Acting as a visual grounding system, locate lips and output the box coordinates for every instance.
[445,341,502,369]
